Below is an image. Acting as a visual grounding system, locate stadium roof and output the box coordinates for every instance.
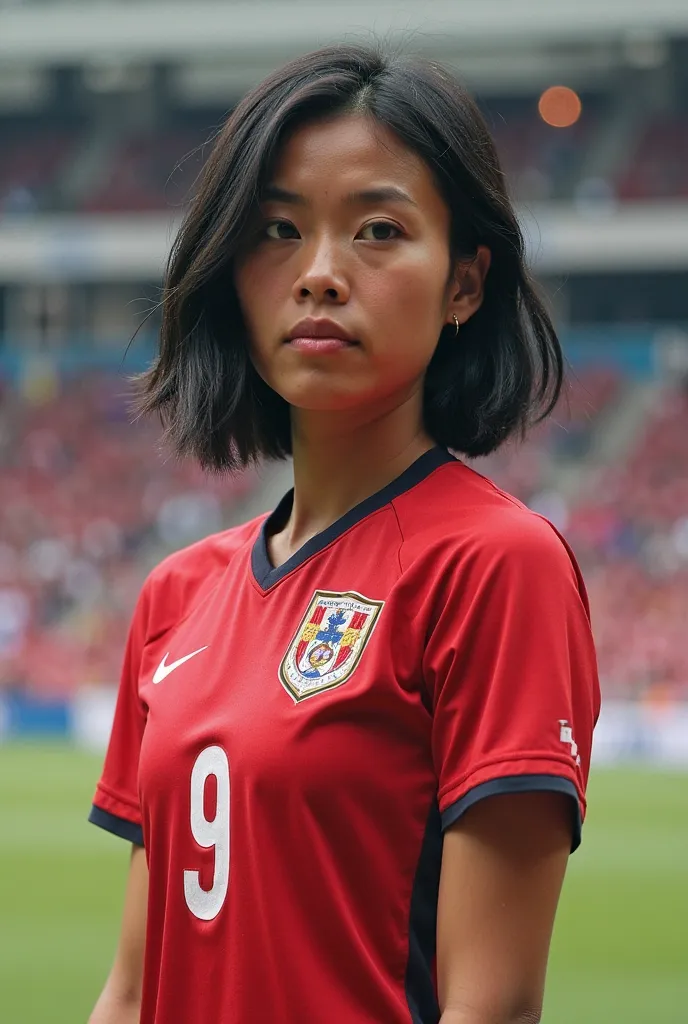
[1,0,687,63]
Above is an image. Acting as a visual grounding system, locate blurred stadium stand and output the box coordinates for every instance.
[2,102,688,214]
[0,363,258,696]
[1,0,687,761]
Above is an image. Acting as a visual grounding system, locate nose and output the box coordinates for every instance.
[292,234,350,304]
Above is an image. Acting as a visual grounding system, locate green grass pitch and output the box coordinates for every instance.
[0,743,686,1023]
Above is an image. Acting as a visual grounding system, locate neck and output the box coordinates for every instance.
[283,397,436,550]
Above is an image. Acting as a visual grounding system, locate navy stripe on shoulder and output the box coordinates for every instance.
[89,804,144,847]
[441,774,582,852]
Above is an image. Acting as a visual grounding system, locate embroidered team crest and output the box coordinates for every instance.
[279,590,384,702]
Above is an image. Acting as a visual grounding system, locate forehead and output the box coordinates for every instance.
[267,114,441,203]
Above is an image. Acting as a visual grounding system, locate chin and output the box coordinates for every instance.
[271,368,378,413]
[287,393,368,414]
[279,382,377,414]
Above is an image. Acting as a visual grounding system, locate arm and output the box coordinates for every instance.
[89,844,148,1024]
[436,791,571,1024]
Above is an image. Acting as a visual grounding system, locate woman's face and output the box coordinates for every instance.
[234,113,483,419]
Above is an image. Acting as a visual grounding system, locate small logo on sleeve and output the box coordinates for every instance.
[559,720,581,765]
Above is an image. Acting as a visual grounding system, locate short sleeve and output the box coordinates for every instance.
[88,579,152,846]
[422,514,600,852]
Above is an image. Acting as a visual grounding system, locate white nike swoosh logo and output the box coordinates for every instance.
[152,646,209,684]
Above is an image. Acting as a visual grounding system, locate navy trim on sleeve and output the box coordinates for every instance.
[440,774,582,852]
[89,804,144,847]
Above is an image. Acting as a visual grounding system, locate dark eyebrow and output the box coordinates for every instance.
[261,184,419,209]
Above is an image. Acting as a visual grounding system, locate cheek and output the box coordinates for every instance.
[232,264,273,383]
[233,259,265,329]
[366,260,446,347]
[234,259,286,364]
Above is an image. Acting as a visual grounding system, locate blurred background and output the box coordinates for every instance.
[0,1,686,1022]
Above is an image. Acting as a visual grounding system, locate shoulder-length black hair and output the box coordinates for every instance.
[137,41,563,472]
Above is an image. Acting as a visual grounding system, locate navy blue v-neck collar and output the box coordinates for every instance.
[251,445,456,591]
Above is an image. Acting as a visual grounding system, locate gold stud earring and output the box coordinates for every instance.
[453,315,460,336]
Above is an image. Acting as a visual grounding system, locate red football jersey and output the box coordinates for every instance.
[90,447,600,1024]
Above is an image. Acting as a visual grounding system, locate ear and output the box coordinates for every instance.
[445,245,492,328]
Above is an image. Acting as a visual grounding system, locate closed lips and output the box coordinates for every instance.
[287,319,357,342]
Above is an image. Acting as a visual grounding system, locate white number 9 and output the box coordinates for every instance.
[183,745,230,921]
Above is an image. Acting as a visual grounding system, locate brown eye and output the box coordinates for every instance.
[358,221,402,241]
[265,220,300,240]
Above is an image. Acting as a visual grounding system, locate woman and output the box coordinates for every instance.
[89,43,600,1024]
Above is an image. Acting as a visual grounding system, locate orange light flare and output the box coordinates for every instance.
[537,85,582,128]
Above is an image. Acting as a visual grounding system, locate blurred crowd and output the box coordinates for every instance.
[1,360,687,702]
[2,106,688,216]
[0,365,257,693]
[568,388,688,701]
